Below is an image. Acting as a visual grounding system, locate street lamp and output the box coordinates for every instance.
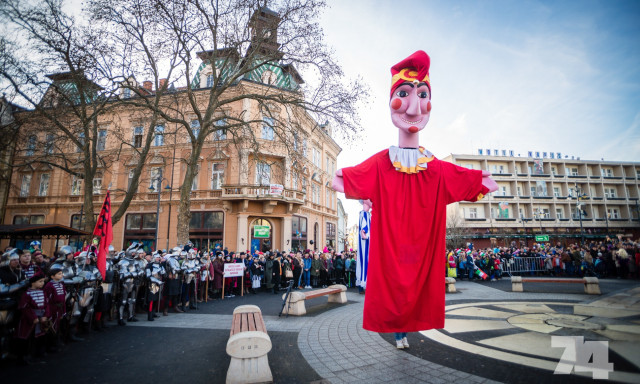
[573,183,588,246]
[149,176,169,252]
[519,217,528,247]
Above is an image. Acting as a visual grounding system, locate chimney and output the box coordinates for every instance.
[159,78,167,89]
[143,81,153,91]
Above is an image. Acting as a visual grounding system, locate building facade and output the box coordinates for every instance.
[443,153,640,248]
[2,12,341,256]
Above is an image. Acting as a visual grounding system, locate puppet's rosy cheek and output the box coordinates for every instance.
[427,101,432,112]
[390,99,402,110]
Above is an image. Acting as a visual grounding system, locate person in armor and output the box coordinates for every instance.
[43,264,66,352]
[51,245,85,342]
[145,251,165,321]
[197,252,210,302]
[163,247,183,315]
[116,243,145,325]
[16,271,49,365]
[0,250,28,360]
[180,249,200,311]
[93,245,116,328]
[74,251,102,332]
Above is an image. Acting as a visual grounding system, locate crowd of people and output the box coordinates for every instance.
[0,241,361,365]
[446,238,640,281]
[2,237,638,365]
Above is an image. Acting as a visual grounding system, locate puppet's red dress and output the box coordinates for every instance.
[342,147,488,332]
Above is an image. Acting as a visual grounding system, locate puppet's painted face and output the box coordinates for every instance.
[389,82,431,134]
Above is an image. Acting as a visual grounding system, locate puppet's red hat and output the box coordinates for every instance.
[390,50,431,98]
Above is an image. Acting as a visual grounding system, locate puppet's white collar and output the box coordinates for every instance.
[389,146,434,174]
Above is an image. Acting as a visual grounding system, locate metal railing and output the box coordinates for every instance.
[501,256,547,277]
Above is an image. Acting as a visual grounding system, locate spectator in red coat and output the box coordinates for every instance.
[16,271,49,365]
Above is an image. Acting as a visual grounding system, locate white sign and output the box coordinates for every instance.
[269,184,284,195]
[223,263,244,278]
[552,336,613,379]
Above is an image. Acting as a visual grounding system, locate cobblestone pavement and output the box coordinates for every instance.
[123,280,639,383]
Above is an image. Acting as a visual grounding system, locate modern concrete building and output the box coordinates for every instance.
[443,153,640,248]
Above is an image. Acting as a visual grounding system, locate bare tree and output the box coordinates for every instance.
[0,0,175,230]
[446,209,468,250]
[89,0,366,245]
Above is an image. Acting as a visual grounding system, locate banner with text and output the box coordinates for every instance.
[223,263,244,278]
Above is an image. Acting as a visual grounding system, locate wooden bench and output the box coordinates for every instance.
[280,284,347,316]
[511,276,600,294]
[226,305,272,384]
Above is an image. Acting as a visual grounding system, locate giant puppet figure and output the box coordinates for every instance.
[332,51,498,348]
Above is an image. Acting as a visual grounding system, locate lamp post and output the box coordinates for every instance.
[605,212,610,238]
[150,176,169,252]
[574,183,587,246]
[519,217,528,247]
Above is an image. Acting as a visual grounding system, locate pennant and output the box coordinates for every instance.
[93,191,113,279]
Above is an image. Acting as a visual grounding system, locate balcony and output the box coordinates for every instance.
[221,184,306,213]
[532,196,553,199]
[465,218,486,221]
[567,175,587,179]
[607,197,626,201]
[531,173,551,177]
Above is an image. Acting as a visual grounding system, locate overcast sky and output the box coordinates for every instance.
[319,0,640,227]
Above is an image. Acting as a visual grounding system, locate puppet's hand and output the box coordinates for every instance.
[332,169,345,193]
[481,170,498,193]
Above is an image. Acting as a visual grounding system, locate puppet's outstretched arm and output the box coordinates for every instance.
[332,169,345,193]
[481,170,498,193]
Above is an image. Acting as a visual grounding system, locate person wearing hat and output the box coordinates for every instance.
[0,250,26,286]
[210,252,224,298]
[44,264,66,351]
[332,50,498,349]
[16,271,49,364]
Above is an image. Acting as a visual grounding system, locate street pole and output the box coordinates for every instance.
[154,176,161,252]
[605,212,610,238]
[165,129,177,251]
[575,183,585,246]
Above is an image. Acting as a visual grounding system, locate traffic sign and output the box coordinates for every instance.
[535,235,549,242]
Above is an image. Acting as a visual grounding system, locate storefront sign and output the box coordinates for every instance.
[254,225,270,238]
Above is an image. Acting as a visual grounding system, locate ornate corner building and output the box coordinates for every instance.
[1,9,341,255]
[443,153,640,248]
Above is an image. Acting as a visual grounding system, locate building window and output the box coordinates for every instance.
[19,174,31,197]
[77,132,85,153]
[149,167,162,192]
[45,134,55,154]
[133,126,143,148]
[97,129,107,151]
[25,135,36,156]
[553,187,560,197]
[607,208,620,219]
[517,186,522,196]
[38,174,50,196]
[601,168,613,177]
[499,186,507,196]
[468,207,478,219]
[71,176,82,195]
[326,222,336,248]
[191,165,200,191]
[189,211,224,250]
[292,172,299,190]
[206,74,214,88]
[123,88,131,99]
[211,163,225,190]
[291,216,307,252]
[293,132,299,151]
[604,188,617,198]
[530,186,536,197]
[128,169,135,190]
[153,125,164,146]
[14,214,44,225]
[123,213,158,252]
[261,117,274,140]
[256,162,271,185]
[312,184,320,204]
[551,166,557,175]
[93,174,102,194]
[556,208,564,219]
[190,120,200,142]
[213,119,227,140]
[303,138,308,157]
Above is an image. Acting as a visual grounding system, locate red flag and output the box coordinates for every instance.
[93,191,113,279]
